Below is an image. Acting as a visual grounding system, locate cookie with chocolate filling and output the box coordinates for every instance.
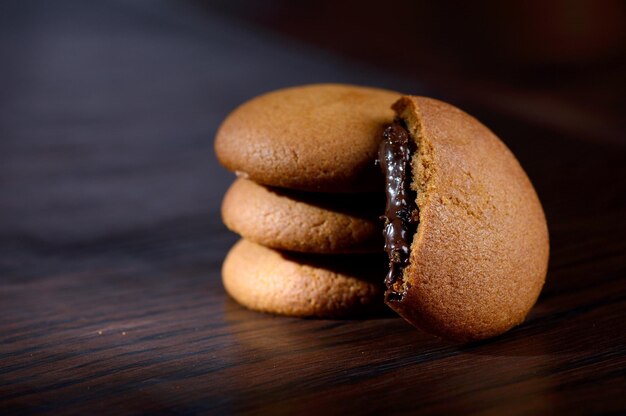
[222,178,383,253]
[215,84,400,192]
[378,96,549,341]
[222,239,385,318]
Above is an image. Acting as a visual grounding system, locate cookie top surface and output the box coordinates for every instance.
[222,178,383,253]
[215,84,401,192]
[222,239,385,318]
[389,96,549,341]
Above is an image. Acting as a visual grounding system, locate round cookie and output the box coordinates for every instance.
[222,239,385,318]
[214,84,401,192]
[380,96,549,341]
[222,178,383,253]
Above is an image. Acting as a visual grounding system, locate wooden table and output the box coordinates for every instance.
[1,1,625,414]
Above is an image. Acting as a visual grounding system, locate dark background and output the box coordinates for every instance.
[1,1,625,414]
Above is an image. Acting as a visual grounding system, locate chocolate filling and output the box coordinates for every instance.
[378,120,419,302]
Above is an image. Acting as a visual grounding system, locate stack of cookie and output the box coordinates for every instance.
[215,84,401,318]
[216,84,550,341]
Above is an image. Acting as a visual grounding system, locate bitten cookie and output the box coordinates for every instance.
[222,239,385,318]
[221,178,383,253]
[379,96,549,342]
[215,84,400,192]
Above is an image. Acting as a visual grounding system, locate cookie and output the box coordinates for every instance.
[378,96,549,341]
[222,239,385,318]
[215,84,400,192]
[221,178,383,253]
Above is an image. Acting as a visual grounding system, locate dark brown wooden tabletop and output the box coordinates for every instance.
[1,1,625,415]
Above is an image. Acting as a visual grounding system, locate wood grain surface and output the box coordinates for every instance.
[1,1,625,415]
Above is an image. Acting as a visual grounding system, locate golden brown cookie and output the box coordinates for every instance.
[221,178,383,253]
[379,96,549,341]
[222,239,385,318]
[214,84,400,192]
